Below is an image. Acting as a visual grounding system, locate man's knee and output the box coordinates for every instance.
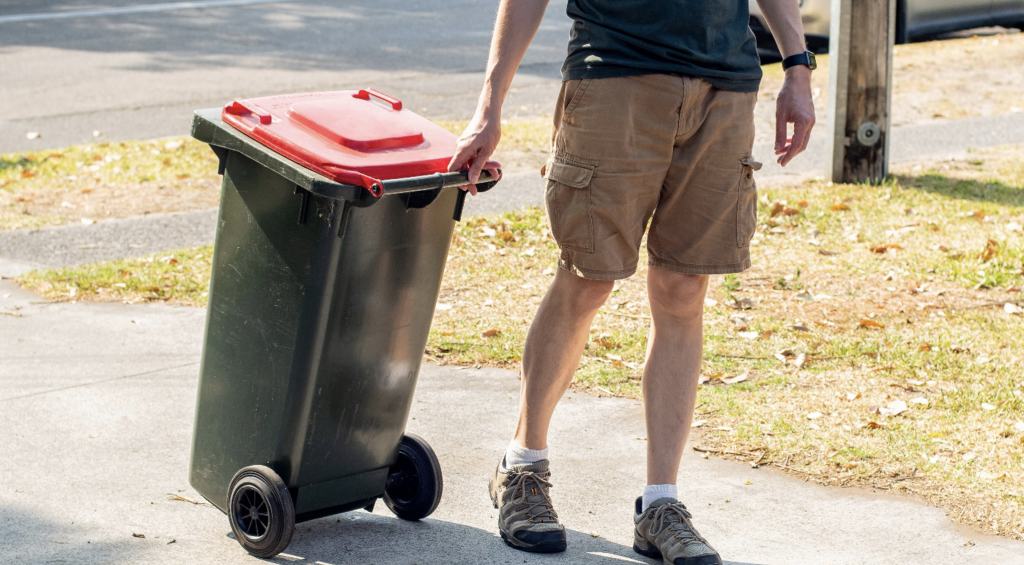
[647,269,709,320]
[552,269,615,312]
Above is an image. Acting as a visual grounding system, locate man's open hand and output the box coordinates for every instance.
[774,66,815,167]
[448,110,502,195]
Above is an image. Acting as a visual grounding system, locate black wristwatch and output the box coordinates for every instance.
[782,51,817,71]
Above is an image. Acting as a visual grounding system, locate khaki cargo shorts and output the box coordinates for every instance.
[543,74,761,280]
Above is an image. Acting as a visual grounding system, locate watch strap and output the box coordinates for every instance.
[782,51,816,71]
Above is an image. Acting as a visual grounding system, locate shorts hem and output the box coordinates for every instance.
[648,258,751,275]
[558,259,637,281]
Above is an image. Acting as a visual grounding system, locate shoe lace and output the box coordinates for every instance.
[649,503,706,545]
[506,471,558,523]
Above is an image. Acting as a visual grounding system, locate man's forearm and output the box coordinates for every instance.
[755,0,807,58]
[478,0,551,116]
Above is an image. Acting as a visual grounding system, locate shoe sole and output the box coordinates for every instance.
[633,539,663,561]
[634,539,723,565]
[499,529,567,553]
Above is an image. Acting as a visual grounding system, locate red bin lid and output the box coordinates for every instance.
[222,89,459,197]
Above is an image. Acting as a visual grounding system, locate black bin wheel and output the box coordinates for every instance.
[227,465,295,558]
[383,434,443,521]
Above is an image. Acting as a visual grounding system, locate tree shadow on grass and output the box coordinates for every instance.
[895,172,1024,208]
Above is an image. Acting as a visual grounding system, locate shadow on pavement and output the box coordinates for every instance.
[897,172,1024,207]
[0,503,132,564]
[0,0,567,81]
[227,510,770,565]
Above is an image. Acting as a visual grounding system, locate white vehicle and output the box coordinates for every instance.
[750,0,1024,52]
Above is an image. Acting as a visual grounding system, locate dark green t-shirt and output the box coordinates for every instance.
[561,0,763,92]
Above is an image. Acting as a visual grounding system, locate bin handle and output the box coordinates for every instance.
[322,165,385,198]
[224,100,273,125]
[354,89,403,111]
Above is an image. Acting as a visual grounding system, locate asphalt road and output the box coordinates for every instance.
[1,0,571,153]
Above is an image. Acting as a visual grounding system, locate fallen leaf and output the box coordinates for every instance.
[704,297,719,307]
[1005,303,1023,315]
[859,319,885,329]
[721,373,748,385]
[497,231,516,242]
[786,323,810,332]
[845,392,862,401]
[871,243,903,254]
[132,533,146,539]
[879,400,908,417]
[792,353,807,368]
[918,344,933,352]
[435,302,453,311]
[605,353,623,361]
[774,349,795,364]
[830,203,850,211]
[806,412,823,420]
[167,493,206,505]
[759,330,775,339]
[980,239,999,262]
[818,249,840,256]
[737,331,759,340]
[730,315,752,330]
[594,336,620,348]
[981,403,996,411]
[910,397,928,405]
[864,421,885,429]
[797,201,809,208]
[769,202,786,217]
[729,297,756,310]
[482,329,502,338]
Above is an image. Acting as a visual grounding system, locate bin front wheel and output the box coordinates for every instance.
[228,465,295,558]
[383,434,443,521]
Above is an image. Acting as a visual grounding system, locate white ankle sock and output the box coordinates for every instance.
[642,484,678,512]
[504,440,548,467]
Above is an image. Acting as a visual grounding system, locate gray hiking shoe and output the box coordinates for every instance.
[633,497,722,565]
[488,457,567,553]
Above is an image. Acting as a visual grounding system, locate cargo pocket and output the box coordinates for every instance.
[737,156,762,248]
[543,155,596,253]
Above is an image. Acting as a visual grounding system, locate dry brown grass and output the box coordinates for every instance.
[0,138,221,230]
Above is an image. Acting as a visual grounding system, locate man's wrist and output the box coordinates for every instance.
[783,65,812,81]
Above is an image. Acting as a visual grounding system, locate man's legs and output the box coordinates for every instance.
[489,268,613,553]
[631,267,724,565]
[642,266,708,485]
[515,268,614,449]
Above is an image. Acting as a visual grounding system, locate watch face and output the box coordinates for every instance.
[807,52,818,70]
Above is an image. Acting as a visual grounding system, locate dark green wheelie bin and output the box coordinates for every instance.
[187,90,498,558]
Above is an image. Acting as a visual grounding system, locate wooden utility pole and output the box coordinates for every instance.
[827,0,896,184]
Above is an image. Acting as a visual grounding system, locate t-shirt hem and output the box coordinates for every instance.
[561,66,761,93]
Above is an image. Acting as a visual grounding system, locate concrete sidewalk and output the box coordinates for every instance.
[2,278,1022,565]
